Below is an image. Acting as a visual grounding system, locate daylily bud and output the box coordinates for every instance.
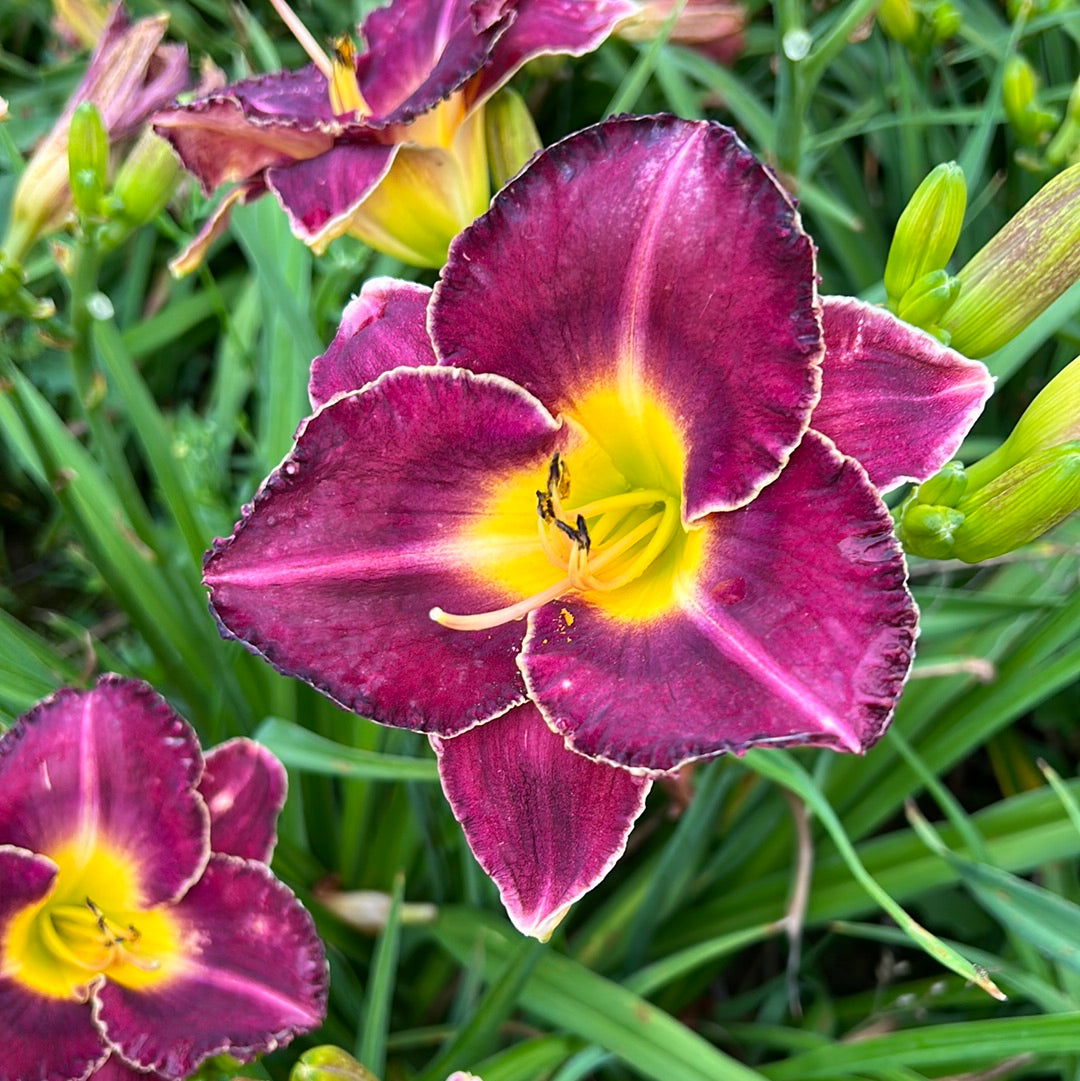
[945,443,1080,562]
[485,87,543,190]
[927,1,960,42]
[965,357,1080,489]
[913,458,968,506]
[68,101,108,218]
[290,1046,379,1081]
[1002,56,1058,147]
[109,127,181,231]
[938,161,1080,357]
[897,502,966,560]
[877,0,919,46]
[883,162,966,310]
[53,0,109,49]
[312,881,437,933]
[895,268,961,332]
[1046,76,1080,168]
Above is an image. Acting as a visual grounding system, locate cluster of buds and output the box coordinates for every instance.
[1,5,190,271]
[290,1046,480,1081]
[885,158,1080,359]
[877,0,960,53]
[897,358,1080,562]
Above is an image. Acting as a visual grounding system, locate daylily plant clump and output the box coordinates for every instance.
[153,0,634,270]
[203,115,993,938]
[0,676,327,1081]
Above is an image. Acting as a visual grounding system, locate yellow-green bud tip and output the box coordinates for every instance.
[484,87,543,191]
[291,1046,380,1081]
[68,101,109,219]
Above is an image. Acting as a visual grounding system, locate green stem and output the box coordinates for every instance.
[773,0,808,177]
[801,0,885,85]
[66,231,157,548]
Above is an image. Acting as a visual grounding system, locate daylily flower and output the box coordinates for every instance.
[2,4,189,262]
[203,116,992,939]
[153,0,633,271]
[0,675,327,1081]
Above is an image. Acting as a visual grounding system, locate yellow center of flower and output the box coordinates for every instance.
[431,384,706,629]
[2,840,181,999]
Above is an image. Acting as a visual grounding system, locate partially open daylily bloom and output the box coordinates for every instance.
[203,116,992,939]
[153,0,633,270]
[2,4,189,262]
[0,676,327,1081]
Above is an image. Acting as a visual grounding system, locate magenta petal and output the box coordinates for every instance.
[357,0,513,121]
[309,279,435,408]
[0,677,209,904]
[199,740,287,864]
[523,432,916,771]
[433,706,650,939]
[91,1056,169,1081]
[205,367,564,736]
[472,0,638,102]
[152,70,338,192]
[96,855,327,1078]
[814,298,994,491]
[433,116,821,516]
[266,142,398,245]
[0,846,107,1081]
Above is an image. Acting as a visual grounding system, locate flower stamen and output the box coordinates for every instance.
[431,454,682,631]
[38,896,160,977]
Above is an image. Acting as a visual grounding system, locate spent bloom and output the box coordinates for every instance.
[203,116,992,939]
[0,675,327,1081]
[153,0,633,270]
[3,4,189,262]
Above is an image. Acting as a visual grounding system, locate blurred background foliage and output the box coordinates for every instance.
[1,0,1079,1078]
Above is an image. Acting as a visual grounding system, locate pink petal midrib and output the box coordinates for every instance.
[679,590,864,752]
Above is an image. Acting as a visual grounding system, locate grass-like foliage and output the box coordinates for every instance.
[1,0,1079,1078]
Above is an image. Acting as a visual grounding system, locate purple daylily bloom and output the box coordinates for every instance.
[153,0,633,270]
[0,676,327,1081]
[202,116,993,939]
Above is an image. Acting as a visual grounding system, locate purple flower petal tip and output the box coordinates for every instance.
[200,738,288,863]
[309,278,435,408]
[815,297,994,491]
[0,678,324,1080]
[434,706,650,939]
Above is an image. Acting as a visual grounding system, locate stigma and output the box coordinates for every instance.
[430,453,680,632]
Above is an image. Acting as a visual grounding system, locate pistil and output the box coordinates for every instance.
[267,0,370,116]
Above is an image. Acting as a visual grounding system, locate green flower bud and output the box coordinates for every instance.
[105,127,181,242]
[927,1,960,41]
[896,501,966,559]
[965,357,1080,489]
[946,442,1080,562]
[938,161,1080,357]
[1002,56,1058,147]
[290,1046,379,1081]
[883,162,966,310]
[877,0,919,45]
[914,458,968,507]
[896,268,962,330]
[68,101,109,218]
[484,87,543,191]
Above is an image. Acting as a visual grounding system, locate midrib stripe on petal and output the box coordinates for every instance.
[206,540,461,587]
[679,591,864,753]
[177,958,322,1025]
[74,694,101,858]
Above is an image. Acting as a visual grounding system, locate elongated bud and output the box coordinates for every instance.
[896,502,966,559]
[914,458,968,506]
[927,1,960,41]
[965,357,1080,489]
[896,268,962,333]
[68,101,108,218]
[939,161,1080,357]
[947,443,1080,562]
[1002,56,1058,147]
[485,87,543,190]
[290,1046,379,1081]
[108,128,180,233]
[883,162,966,310]
[877,0,919,44]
